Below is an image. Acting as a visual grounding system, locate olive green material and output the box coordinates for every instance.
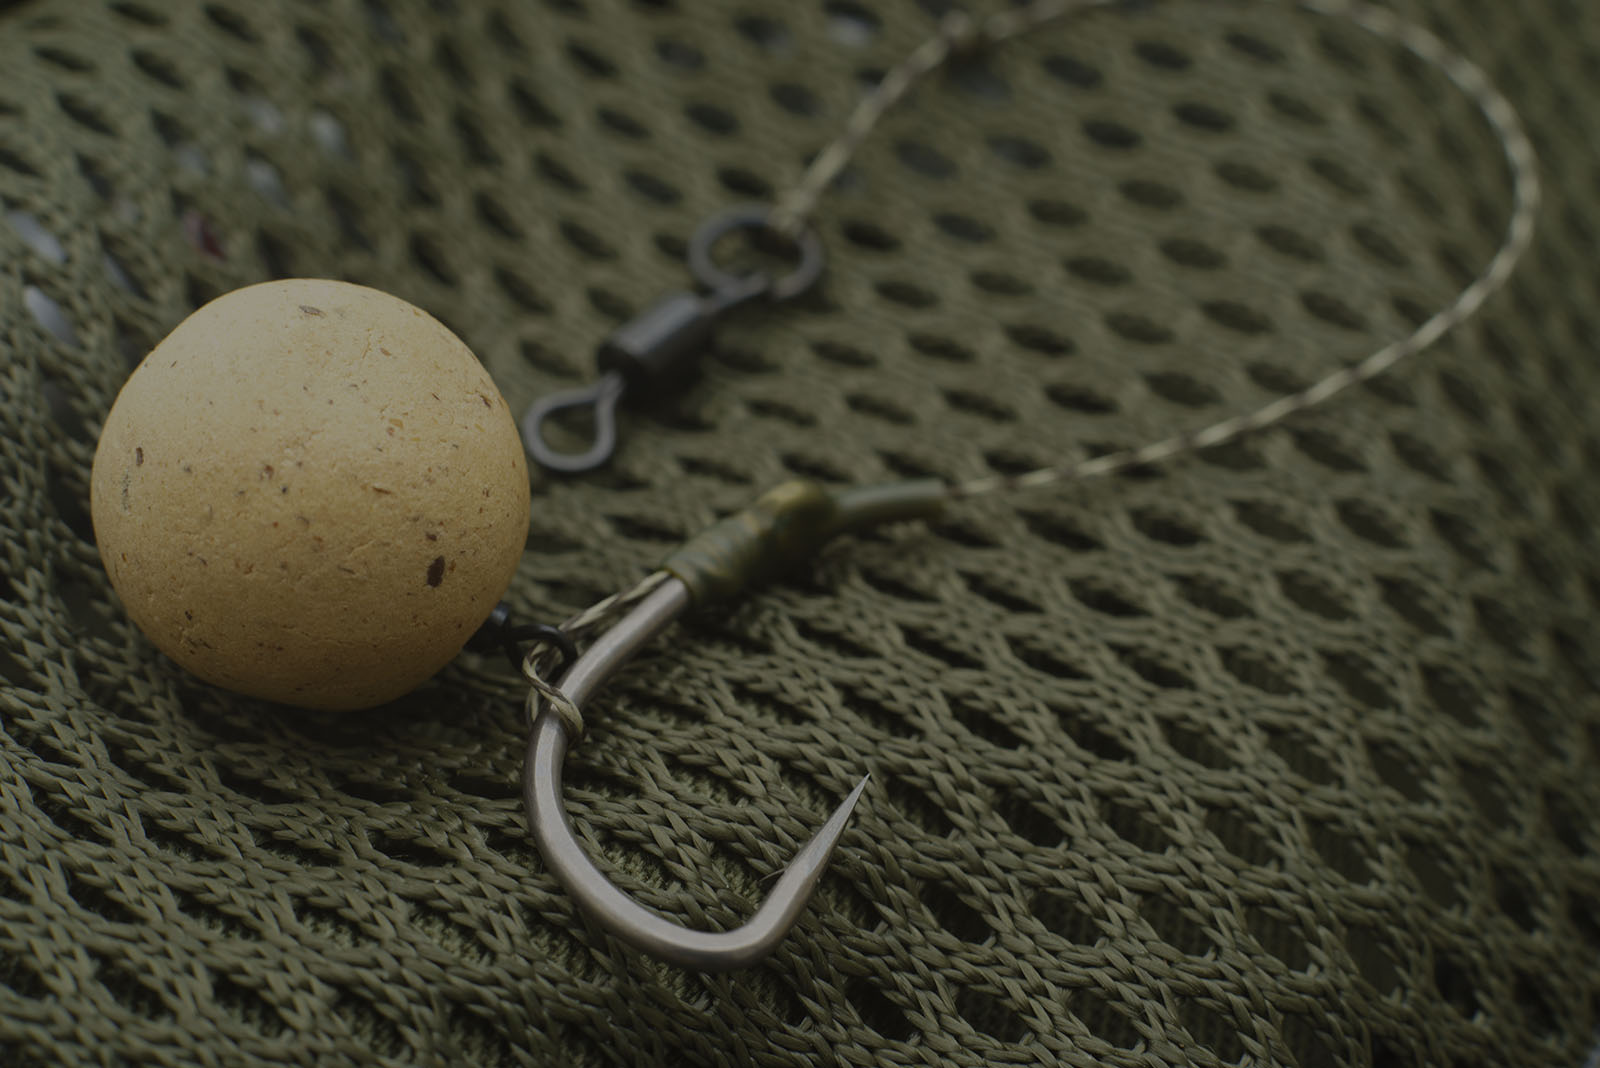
[828,479,951,537]
[1,2,1598,1067]
[662,478,947,603]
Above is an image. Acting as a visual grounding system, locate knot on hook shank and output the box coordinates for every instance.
[466,604,586,735]
[526,667,587,742]
[516,571,675,743]
[660,478,949,604]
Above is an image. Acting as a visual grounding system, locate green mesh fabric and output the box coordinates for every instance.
[1,0,1597,1064]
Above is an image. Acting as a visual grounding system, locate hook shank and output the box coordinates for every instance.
[523,576,868,971]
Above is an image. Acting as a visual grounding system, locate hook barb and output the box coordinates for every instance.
[522,576,868,971]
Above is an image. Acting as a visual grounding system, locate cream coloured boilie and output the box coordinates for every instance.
[90,279,530,710]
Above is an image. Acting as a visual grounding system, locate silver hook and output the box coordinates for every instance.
[521,575,869,971]
[520,370,625,474]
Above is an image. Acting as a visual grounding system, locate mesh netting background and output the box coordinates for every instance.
[1,0,1597,1065]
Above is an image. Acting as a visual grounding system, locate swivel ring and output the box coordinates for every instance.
[510,622,578,677]
[520,371,626,474]
[688,206,825,302]
[466,604,579,674]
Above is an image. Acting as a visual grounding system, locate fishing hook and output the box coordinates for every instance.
[519,477,949,969]
[523,575,870,971]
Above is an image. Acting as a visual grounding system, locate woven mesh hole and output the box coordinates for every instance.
[0,951,48,1001]
[1069,988,1143,1051]
[334,991,409,1057]
[1570,892,1600,948]
[954,984,1029,1044]
[212,972,287,1038]
[846,975,914,1042]
[1514,973,1561,1039]
[1251,905,1314,972]
[1545,790,1590,854]
[1363,1036,1414,1068]
[1281,1014,1340,1068]
[1031,886,1103,947]
[0,647,32,689]
[997,792,1066,850]
[1141,893,1214,957]
[1433,950,1483,1018]
[1310,821,1376,884]
[1205,805,1278,868]
[1346,924,1401,995]
[1164,718,1234,769]
[63,872,140,927]
[1178,997,1247,1064]
[1266,727,1338,785]
[98,955,169,1021]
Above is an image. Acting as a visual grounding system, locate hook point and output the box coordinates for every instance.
[836,774,871,825]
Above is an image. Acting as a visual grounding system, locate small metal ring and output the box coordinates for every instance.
[520,372,625,475]
[687,206,825,303]
[467,610,580,675]
[510,623,579,676]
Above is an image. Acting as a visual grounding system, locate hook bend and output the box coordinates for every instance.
[522,575,868,971]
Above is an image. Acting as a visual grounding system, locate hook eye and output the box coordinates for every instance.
[521,371,626,474]
[467,606,579,673]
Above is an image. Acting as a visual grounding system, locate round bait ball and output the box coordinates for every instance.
[90,279,531,710]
